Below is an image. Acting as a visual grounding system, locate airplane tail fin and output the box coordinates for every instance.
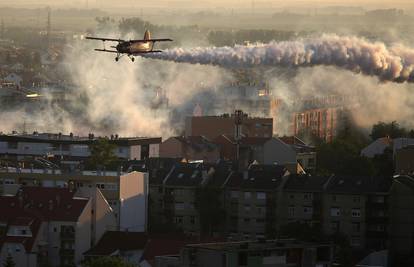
[144,30,151,40]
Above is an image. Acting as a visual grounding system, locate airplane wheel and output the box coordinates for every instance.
[131,57,135,62]
[115,57,119,62]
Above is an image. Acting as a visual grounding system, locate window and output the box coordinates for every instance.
[332,195,337,202]
[7,142,18,149]
[303,206,313,215]
[256,218,265,224]
[190,216,195,225]
[288,206,295,218]
[174,216,183,224]
[330,207,341,217]
[353,196,360,203]
[257,192,266,200]
[230,191,239,198]
[244,192,251,199]
[62,144,70,151]
[244,205,251,212]
[352,222,361,233]
[175,202,184,210]
[352,209,361,218]
[289,194,295,200]
[243,218,250,223]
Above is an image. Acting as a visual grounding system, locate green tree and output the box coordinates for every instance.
[84,257,133,267]
[195,186,226,235]
[88,138,117,169]
[370,121,409,140]
[3,254,15,267]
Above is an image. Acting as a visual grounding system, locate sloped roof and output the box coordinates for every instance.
[226,164,287,190]
[84,231,148,256]
[173,136,218,152]
[325,175,392,194]
[284,174,330,192]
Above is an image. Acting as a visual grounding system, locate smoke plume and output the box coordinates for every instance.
[143,34,414,83]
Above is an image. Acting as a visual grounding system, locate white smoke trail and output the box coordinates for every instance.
[143,34,414,83]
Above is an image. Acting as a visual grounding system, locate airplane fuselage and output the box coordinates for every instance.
[116,41,154,54]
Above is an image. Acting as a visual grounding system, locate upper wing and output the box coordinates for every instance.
[85,36,124,42]
[94,49,118,53]
[130,38,173,43]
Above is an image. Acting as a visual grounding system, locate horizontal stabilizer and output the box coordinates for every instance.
[94,49,118,53]
[130,38,173,43]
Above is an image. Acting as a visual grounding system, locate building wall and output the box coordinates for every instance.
[75,200,92,265]
[389,178,414,257]
[159,138,184,159]
[185,116,273,140]
[168,187,199,234]
[149,144,160,158]
[322,193,366,249]
[395,147,414,174]
[119,172,148,232]
[0,243,37,267]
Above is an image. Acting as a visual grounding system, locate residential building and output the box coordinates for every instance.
[361,137,393,158]
[185,113,273,140]
[214,135,316,170]
[0,132,161,163]
[0,169,149,232]
[179,239,333,267]
[159,136,220,163]
[279,174,331,231]
[388,175,414,266]
[224,164,289,239]
[0,186,93,267]
[322,175,392,250]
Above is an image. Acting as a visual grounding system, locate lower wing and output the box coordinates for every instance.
[94,49,118,53]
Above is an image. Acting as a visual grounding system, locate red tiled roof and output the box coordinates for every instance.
[0,187,90,252]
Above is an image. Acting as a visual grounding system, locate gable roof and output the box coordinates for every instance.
[173,136,218,152]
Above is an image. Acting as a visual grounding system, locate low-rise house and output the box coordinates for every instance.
[0,169,149,233]
[0,187,93,267]
[159,136,220,163]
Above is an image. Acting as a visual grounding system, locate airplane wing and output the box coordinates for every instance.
[86,36,124,42]
[94,49,118,53]
[130,38,173,43]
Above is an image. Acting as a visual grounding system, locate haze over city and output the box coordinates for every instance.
[0,1,413,267]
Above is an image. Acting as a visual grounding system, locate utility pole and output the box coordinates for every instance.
[234,110,244,168]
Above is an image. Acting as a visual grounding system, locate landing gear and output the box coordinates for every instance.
[115,57,119,62]
[131,57,135,62]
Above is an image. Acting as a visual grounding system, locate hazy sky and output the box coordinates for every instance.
[2,0,414,9]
